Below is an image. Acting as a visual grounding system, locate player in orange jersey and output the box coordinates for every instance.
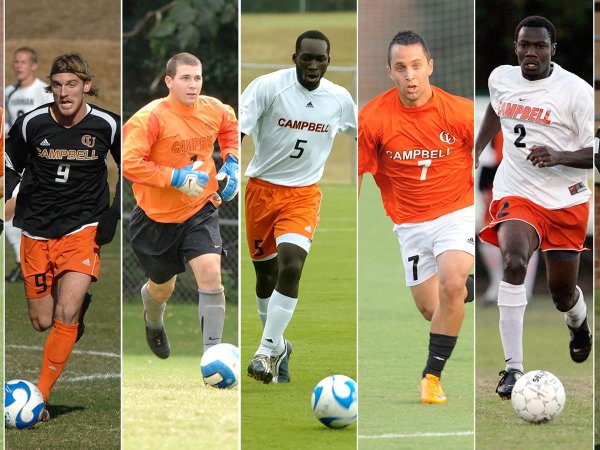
[359,31,474,404]
[123,52,239,359]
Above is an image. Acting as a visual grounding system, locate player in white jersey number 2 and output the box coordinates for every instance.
[240,30,357,383]
[475,16,593,400]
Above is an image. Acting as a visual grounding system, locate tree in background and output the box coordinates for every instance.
[124,0,238,118]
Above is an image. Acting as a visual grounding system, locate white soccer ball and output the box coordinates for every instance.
[200,343,240,389]
[311,374,357,428]
[511,370,566,424]
[5,379,45,429]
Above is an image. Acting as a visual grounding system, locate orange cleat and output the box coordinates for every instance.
[420,374,448,404]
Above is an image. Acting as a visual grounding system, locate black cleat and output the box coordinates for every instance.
[247,354,273,384]
[144,313,170,359]
[568,315,592,363]
[76,293,93,343]
[273,340,293,384]
[496,369,522,400]
[6,262,23,282]
[464,274,474,303]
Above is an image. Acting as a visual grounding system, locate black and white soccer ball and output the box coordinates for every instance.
[511,370,565,424]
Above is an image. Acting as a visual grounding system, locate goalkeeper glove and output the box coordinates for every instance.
[171,161,208,197]
[215,155,240,201]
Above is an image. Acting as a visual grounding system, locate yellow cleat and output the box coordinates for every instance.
[420,374,448,404]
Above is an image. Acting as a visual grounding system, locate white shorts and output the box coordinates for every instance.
[393,205,475,287]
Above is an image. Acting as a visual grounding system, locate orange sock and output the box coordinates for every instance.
[37,320,78,402]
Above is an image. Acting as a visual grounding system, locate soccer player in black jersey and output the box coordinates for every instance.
[5,53,120,418]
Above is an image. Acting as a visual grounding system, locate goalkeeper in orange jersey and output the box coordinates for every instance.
[123,52,239,359]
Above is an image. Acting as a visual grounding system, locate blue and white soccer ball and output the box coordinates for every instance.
[200,343,240,389]
[5,379,45,429]
[511,370,566,424]
[311,374,357,428]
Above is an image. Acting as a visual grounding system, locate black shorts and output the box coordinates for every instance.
[129,203,223,284]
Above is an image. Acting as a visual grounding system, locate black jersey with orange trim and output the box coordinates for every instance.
[5,103,120,238]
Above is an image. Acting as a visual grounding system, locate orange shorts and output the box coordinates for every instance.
[479,196,589,252]
[245,178,322,260]
[21,226,101,299]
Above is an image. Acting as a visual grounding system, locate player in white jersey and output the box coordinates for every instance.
[241,30,357,383]
[5,47,54,283]
[475,16,593,400]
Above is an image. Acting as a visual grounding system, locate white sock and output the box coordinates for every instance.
[257,295,287,352]
[498,281,527,372]
[5,220,22,262]
[524,250,539,301]
[141,282,166,329]
[256,290,297,356]
[256,295,269,327]
[565,286,586,328]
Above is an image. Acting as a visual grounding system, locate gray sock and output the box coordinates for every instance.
[199,287,226,352]
[141,282,166,329]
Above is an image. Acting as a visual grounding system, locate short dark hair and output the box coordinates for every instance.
[45,52,99,97]
[14,47,38,63]
[295,30,330,55]
[514,16,556,44]
[387,30,431,64]
[166,53,202,78]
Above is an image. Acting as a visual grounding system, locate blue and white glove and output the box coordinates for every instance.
[215,155,240,201]
[171,161,208,197]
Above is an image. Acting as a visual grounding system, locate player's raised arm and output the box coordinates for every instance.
[475,103,501,168]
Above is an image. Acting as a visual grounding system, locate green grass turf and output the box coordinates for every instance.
[241,12,357,186]
[122,301,239,450]
[357,177,475,450]
[476,296,593,449]
[5,230,121,449]
[241,183,357,449]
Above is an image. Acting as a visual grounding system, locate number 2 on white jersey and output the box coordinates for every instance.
[418,159,432,180]
[55,164,70,183]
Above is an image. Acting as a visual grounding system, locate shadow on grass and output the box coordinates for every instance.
[47,403,86,419]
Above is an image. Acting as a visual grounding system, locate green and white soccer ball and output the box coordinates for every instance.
[511,370,565,423]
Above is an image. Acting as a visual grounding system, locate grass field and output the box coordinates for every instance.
[357,177,475,450]
[122,301,239,450]
[241,12,357,185]
[476,294,593,449]
[5,231,121,449]
[241,183,357,449]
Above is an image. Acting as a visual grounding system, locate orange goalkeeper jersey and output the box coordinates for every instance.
[359,85,473,224]
[123,94,239,223]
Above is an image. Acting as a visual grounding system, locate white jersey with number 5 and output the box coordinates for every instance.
[241,68,357,186]
[489,63,592,209]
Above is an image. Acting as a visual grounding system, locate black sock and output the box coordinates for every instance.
[422,333,458,378]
